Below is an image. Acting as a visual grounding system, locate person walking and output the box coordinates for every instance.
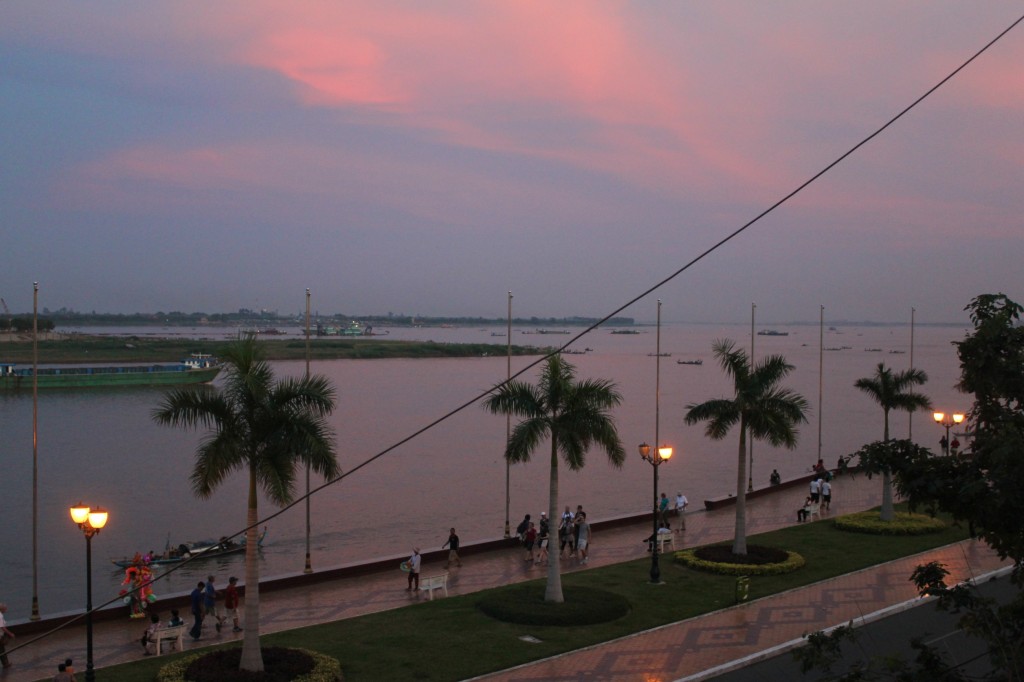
[523,521,538,563]
[224,576,242,632]
[0,603,14,669]
[821,478,832,510]
[673,491,689,531]
[406,548,421,591]
[204,575,226,632]
[809,477,821,503]
[576,512,591,564]
[189,582,205,640]
[536,514,550,565]
[658,493,670,522]
[442,528,462,569]
[515,514,531,543]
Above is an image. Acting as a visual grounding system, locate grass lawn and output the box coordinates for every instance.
[90,511,970,682]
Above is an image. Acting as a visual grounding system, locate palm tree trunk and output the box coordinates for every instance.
[880,411,894,522]
[544,435,564,603]
[733,423,748,555]
[240,468,264,672]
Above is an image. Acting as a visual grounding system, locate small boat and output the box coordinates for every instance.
[676,359,703,366]
[0,353,221,390]
[610,330,642,335]
[111,528,267,569]
[646,352,672,357]
[562,349,588,355]
[535,329,570,335]
[757,329,789,336]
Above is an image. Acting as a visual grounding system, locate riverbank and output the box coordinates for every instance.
[0,333,550,364]
[2,473,995,682]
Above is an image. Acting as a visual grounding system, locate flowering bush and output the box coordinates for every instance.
[833,511,946,535]
[673,547,806,576]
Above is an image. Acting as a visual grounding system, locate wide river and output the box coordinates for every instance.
[0,322,969,619]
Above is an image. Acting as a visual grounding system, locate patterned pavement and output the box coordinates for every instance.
[0,472,1010,682]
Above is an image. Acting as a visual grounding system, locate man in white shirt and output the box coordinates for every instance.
[406,548,422,591]
[0,602,14,668]
[674,492,689,531]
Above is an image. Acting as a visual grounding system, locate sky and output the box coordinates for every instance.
[2,2,1023,324]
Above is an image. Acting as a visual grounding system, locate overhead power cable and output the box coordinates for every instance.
[12,9,1023,657]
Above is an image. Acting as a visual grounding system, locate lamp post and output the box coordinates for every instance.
[639,443,672,583]
[933,411,964,454]
[70,502,108,682]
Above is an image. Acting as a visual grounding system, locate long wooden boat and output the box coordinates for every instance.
[111,528,267,569]
[0,353,220,389]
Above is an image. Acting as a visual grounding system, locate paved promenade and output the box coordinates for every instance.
[1,473,1010,682]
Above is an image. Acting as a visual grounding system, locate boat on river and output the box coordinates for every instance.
[757,329,789,336]
[676,359,703,365]
[0,353,221,390]
[111,528,267,569]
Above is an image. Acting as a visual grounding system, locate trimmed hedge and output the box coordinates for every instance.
[477,584,631,626]
[674,547,806,576]
[833,511,947,535]
[156,647,342,682]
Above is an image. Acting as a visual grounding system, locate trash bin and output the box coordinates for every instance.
[735,576,750,603]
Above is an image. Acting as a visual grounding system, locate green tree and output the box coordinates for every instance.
[685,339,809,555]
[484,354,624,602]
[802,295,1024,681]
[153,336,339,672]
[853,363,931,522]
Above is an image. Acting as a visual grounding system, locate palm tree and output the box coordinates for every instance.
[153,336,339,672]
[484,354,624,602]
[854,362,931,522]
[685,339,809,555]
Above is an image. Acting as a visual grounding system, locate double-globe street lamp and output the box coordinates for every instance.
[639,443,672,584]
[933,411,964,454]
[70,503,109,682]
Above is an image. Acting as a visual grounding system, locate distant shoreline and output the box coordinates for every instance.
[0,332,550,364]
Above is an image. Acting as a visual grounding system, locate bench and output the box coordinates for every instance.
[146,624,186,655]
[654,533,674,552]
[798,502,821,522]
[420,572,449,600]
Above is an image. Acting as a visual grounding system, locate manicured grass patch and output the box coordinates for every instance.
[478,584,630,625]
[97,507,970,682]
[834,511,947,535]
[156,646,340,682]
[677,545,806,576]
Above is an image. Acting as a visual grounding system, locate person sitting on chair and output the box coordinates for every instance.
[797,497,813,522]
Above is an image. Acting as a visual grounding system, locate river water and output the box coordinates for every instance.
[0,322,968,619]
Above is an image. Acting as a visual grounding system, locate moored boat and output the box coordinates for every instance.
[0,353,221,390]
[676,359,703,365]
[111,528,267,569]
[757,329,789,336]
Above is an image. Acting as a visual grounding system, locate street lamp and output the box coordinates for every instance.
[933,412,964,454]
[639,442,672,584]
[70,502,108,682]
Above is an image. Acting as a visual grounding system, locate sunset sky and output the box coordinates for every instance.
[3,2,1022,324]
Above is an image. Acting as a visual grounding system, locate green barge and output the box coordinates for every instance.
[0,353,221,389]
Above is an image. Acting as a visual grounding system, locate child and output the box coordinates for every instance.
[141,613,161,654]
[167,609,184,627]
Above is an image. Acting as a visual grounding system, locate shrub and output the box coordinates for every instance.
[675,545,806,576]
[477,584,630,626]
[834,511,946,535]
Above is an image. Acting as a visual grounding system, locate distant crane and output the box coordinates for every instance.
[0,297,10,331]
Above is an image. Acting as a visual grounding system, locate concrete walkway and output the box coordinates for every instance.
[0,473,1009,682]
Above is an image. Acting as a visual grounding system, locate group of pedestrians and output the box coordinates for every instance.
[797,462,835,522]
[187,574,242,642]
